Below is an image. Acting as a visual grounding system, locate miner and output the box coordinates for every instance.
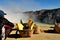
[0,10,14,40]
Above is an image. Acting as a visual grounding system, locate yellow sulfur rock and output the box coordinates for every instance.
[28,19,34,30]
[14,23,24,30]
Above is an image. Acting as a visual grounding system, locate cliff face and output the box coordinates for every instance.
[24,8,60,24]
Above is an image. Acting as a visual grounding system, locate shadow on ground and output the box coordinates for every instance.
[8,34,30,38]
[44,30,56,33]
[8,34,21,38]
[50,26,54,28]
[44,29,60,34]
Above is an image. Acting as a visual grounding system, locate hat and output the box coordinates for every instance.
[0,10,6,17]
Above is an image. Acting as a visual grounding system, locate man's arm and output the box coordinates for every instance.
[3,18,14,27]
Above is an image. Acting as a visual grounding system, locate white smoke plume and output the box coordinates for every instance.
[0,6,29,23]
[0,0,40,23]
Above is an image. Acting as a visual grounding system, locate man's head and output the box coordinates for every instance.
[0,10,6,18]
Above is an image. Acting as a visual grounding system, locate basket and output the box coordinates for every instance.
[19,29,34,37]
[33,24,40,34]
[54,23,60,33]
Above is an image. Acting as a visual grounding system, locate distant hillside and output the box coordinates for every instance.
[24,8,60,24]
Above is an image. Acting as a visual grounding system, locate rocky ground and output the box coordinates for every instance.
[6,24,60,40]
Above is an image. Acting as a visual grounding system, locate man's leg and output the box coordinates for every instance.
[2,27,5,40]
[5,28,12,39]
[0,30,2,40]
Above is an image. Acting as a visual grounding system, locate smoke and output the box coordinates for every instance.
[0,0,40,23]
[29,13,38,22]
[0,6,29,23]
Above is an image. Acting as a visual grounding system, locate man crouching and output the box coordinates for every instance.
[0,10,14,40]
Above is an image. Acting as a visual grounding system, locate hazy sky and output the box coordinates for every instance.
[0,0,60,11]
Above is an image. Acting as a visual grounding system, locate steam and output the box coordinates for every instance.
[0,0,40,23]
[0,6,29,23]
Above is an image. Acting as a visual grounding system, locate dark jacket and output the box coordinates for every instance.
[2,18,14,27]
[0,18,14,34]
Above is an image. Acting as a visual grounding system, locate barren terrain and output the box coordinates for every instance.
[6,24,60,40]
